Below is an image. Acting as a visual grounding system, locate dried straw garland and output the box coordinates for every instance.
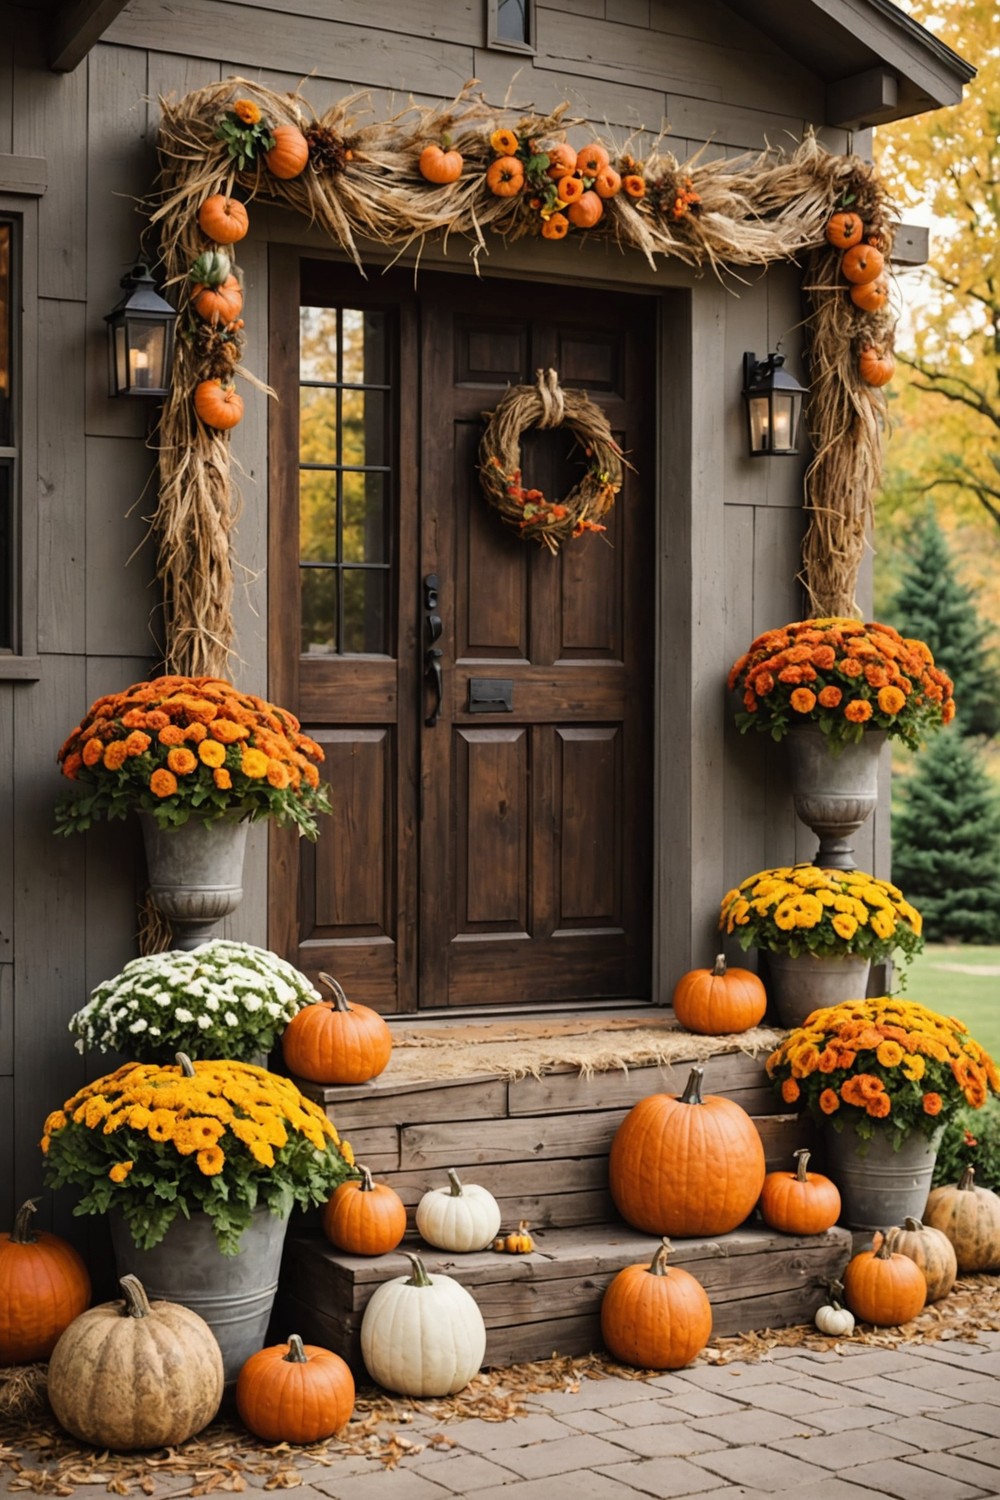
[149,77,897,673]
[478,368,630,554]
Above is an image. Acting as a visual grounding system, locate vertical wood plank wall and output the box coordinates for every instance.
[0,0,880,1240]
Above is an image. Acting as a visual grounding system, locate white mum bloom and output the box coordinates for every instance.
[129,1018,149,1033]
[174,1007,194,1024]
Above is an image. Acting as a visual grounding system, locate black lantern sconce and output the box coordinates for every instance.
[742,351,808,456]
[105,262,178,398]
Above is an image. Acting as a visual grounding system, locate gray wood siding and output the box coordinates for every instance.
[1,0,874,1237]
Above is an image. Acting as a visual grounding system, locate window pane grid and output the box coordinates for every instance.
[299,304,393,657]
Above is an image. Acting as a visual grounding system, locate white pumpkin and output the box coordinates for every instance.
[415,1168,501,1252]
[814,1300,855,1337]
[360,1252,486,1397]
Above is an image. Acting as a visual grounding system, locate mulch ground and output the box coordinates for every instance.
[3,1273,1000,1495]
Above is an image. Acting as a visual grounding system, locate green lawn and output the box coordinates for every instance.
[898,944,1000,1057]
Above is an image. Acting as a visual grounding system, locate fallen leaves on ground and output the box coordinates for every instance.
[2,1273,999,1494]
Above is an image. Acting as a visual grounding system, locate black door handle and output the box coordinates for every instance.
[423,574,444,727]
[425,648,443,726]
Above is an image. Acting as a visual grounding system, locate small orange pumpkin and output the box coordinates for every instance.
[236,1334,355,1443]
[542,213,569,241]
[194,379,244,431]
[671,954,766,1036]
[281,973,393,1085]
[622,174,646,199]
[567,190,604,229]
[600,1237,712,1370]
[841,242,885,285]
[0,1199,91,1364]
[322,1166,407,1256]
[759,1149,841,1236]
[858,346,895,387]
[593,166,622,200]
[558,174,585,205]
[197,194,249,245]
[850,276,890,312]
[546,144,577,180]
[825,211,864,249]
[190,274,243,326]
[575,142,610,177]
[265,123,310,180]
[486,156,524,197]
[843,1229,927,1327]
[419,143,463,185]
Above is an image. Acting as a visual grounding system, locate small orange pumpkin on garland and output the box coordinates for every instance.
[478,366,631,554]
[858,344,895,387]
[419,137,464,185]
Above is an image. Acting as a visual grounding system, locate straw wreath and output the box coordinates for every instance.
[478,369,629,554]
[148,78,897,673]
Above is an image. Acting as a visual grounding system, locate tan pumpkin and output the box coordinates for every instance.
[601,1237,712,1370]
[0,1198,91,1363]
[759,1149,841,1237]
[841,242,885,285]
[671,954,766,1035]
[46,1275,223,1450]
[843,1230,926,1327]
[609,1065,766,1237]
[236,1334,355,1443]
[197,194,249,244]
[323,1165,407,1256]
[281,972,392,1084]
[266,124,310,179]
[884,1216,956,1303]
[858,346,895,387]
[924,1165,1000,1272]
[194,379,244,431]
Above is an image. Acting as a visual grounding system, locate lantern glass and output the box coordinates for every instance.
[742,351,807,457]
[105,265,177,398]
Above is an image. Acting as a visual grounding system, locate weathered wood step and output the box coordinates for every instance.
[277,1221,853,1374]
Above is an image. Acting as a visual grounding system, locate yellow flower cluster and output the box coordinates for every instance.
[719,864,923,964]
[766,997,1000,1132]
[42,1058,347,1180]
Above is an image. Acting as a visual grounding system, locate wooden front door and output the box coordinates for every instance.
[269,257,654,1013]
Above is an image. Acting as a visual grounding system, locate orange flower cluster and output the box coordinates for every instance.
[766,997,1000,1147]
[728,616,955,750]
[56,675,332,840]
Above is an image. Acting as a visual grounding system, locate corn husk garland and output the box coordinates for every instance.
[150,77,897,673]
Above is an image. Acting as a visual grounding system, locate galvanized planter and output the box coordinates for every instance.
[139,813,248,951]
[110,1205,289,1384]
[824,1119,942,1231]
[784,725,887,872]
[765,950,871,1029]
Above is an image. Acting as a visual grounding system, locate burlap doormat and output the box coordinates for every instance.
[382,1015,785,1083]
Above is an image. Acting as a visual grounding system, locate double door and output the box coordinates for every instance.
[269,258,654,1012]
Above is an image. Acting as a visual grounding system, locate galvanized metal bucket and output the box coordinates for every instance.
[110,1206,288,1384]
[765,950,871,1029]
[824,1119,942,1230]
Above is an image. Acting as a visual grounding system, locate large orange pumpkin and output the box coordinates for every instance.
[758,1149,841,1236]
[281,973,392,1085]
[265,124,310,180]
[322,1165,406,1255]
[608,1066,766,1236]
[671,954,766,1036]
[600,1237,712,1370]
[843,1230,926,1327]
[236,1334,355,1443]
[0,1198,91,1363]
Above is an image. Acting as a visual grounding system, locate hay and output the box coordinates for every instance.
[382,1018,784,1082]
[478,367,631,552]
[149,78,898,671]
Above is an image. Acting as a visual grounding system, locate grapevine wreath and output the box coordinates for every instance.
[478,368,632,553]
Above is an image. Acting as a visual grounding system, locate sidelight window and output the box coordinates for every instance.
[298,305,393,656]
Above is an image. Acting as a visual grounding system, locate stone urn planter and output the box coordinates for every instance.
[784,726,887,872]
[139,813,248,950]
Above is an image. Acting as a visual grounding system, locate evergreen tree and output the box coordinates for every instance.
[892,728,1000,943]
[891,510,1000,740]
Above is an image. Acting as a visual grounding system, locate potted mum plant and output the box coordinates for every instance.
[68,940,321,1064]
[55,675,332,948]
[41,1054,356,1381]
[727,618,955,869]
[766,996,1000,1228]
[719,863,924,1027]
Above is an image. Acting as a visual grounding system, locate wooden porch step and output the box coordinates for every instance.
[277,1221,854,1373]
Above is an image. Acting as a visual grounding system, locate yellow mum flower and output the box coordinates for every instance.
[147,1108,176,1143]
[198,738,227,768]
[901,1053,926,1082]
[875,1040,905,1068]
[108,1161,134,1183]
[249,1140,276,1168]
[241,748,270,779]
[341,1139,355,1166]
[831,913,858,941]
[774,899,798,931]
[196,1146,226,1176]
[870,908,896,940]
[43,1110,68,1136]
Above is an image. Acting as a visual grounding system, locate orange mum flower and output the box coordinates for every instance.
[818,1088,840,1115]
[233,99,262,125]
[839,657,864,677]
[622,174,646,198]
[63,752,83,780]
[266,760,291,789]
[124,731,151,756]
[198,739,227,768]
[817,686,842,709]
[209,719,248,744]
[82,738,104,768]
[866,1093,891,1118]
[490,127,519,156]
[184,723,208,744]
[878,685,907,715]
[241,748,269,779]
[158,724,186,746]
[150,769,177,798]
[102,741,128,771]
[214,768,232,790]
[790,688,817,714]
[922,1092,943,1116]
[811,645,836,670]
[844,699,873,724]
[167,747,198,776]
[781,1078,800,1104]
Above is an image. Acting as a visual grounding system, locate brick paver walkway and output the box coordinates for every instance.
[5,1337,1000,1499]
